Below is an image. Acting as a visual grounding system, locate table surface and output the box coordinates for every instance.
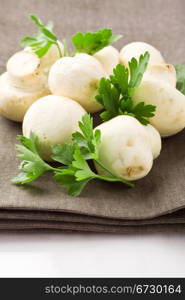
[0,232,185,277]
[0,0,185,278]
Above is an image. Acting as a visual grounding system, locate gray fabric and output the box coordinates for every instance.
[0,0,185,232]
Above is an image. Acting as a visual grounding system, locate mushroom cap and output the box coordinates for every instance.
[95,115,159,181]
[7,51,46,90]
[22,95,86,161]
[48,53,107,112]
[120,42,165,67]
[93,46,119,75]
[133,80,185,137]
[143,63,176,87]
[25,41,64,74]
[0,72,49,122]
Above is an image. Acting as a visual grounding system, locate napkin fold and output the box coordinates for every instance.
[0,0,185,233]
[0,209,185,233]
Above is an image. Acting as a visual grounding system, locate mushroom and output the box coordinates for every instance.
[132,80,185,137]
[94,115,161,181]
[7,51,47,90]
[24,41,64,75]
[120,41,176,86]
[120,41,165,67]
[0,51,50,122]
[48,53,107,112]
[93,46,120,75]
[23,95,86,161]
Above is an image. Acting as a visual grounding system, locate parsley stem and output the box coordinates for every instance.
[95,159,116,177]
[95,174,133,186]
[62,38,69,56]
[55,41,63,57]
[94,159,134,187]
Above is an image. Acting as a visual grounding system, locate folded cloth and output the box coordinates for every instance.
[0,221,184,233]
[1,105,185,232]
[0,0,185,233]
[0,209,185,233]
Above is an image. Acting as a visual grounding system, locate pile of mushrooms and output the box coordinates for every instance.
[1,20,185,186]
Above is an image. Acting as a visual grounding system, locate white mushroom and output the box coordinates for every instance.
[24,41,64,75]
[93,46,119,75]
[120,41,176,86]
[0,72,49,122]
[95,115,161,181]
[132,80,185,137]
[7,51,47,90]
[23,95,86,161]
[0,51,50,122]
[120,41,165,67]
[48,53,107,112]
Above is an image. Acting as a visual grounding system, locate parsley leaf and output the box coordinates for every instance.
[131,102,156,125]
[175,64,185,95]
[12,133,53,184]
[21,15,62,58]
[128,52,150,93]
[72,114,101,159]
[96,52,156,125]
[53,172,90,197]
[72,28,122,55]
[52,144,75,165]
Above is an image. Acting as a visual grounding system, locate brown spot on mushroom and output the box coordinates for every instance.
[126,140,133,147]
[123,166,145,177]
[169,98,174,103]
[89,80,98,90]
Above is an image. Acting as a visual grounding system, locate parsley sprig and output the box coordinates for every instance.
[12,114,133,196]
[21,15,62,58]
[21,15,122,57]
[96,52,156,125]
[72,28,122,55]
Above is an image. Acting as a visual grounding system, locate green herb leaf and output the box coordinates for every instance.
[21,14,62,58]
[96,52,156,125]
[96,77,120,120]
[72,148,96,180]
[128,52,150,93]
[54,172,90,196]
[175,64,185,95]
[72,28,122,55]
[72,114,101,159]
[52,144,75,165]
[12,133,52,184]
